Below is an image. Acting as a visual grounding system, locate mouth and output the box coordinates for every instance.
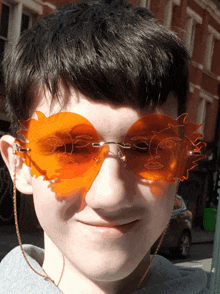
[144,161,163,169]
[78,220,140,238]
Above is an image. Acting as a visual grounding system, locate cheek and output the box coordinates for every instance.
[31,177,80,232]
[137,182,177,243]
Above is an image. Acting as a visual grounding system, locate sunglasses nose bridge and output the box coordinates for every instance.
[92,142,130,163]
[117,148,127,165]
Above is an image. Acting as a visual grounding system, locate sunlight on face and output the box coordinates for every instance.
[27,88,178,287]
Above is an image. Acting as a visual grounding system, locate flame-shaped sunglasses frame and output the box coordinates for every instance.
[13,111,206,202]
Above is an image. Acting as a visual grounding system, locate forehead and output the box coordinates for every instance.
[31,86,178,139]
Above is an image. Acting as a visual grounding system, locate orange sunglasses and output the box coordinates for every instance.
[13,111,206,204]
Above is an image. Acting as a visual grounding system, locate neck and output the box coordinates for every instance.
[42,234,151,294]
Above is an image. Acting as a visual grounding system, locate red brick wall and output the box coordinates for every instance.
[192,8,209,65]
[186,91,199,122]
[150,0,164,23]
[188,0,203,16]
[192,9,209,65]
[208,13,220,32]
[41,5,53,18]
[192,24,205,63]
[202,73,219,96]
[171,0,187,40]
[188,6,219,142]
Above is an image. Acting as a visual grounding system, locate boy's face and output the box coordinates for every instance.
[27,88,178,281]
[2,87,178,284]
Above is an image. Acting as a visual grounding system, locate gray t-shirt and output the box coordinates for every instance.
[0,245,209,293]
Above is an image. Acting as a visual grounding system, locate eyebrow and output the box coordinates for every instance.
[38,130,96,145]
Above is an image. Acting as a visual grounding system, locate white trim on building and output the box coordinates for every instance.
[193,0,220,25]
[203,33,215,71]
[186,7,202,24]
[43,2,56,10]
[136,0,151,9]
[203,25,220,72]
[8,0,43,15]
[163,0,180,29]
[208,25,220,40]
[184,8,202,57]
[197,89,215,135]
[1,0,54,52]
[191,60,204,70]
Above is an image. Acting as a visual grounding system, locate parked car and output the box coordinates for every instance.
[151,194,192,258]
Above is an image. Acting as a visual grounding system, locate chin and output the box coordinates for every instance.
[68,249,142,282]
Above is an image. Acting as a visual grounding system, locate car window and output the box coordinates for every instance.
[173,196,182,210]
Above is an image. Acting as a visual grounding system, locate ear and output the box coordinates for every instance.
[0,135,33,195]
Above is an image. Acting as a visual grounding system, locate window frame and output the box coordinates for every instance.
[136,0,151,8]
[204,26,220,72]
[21,7,33,31]
[163,0,180,29]
[197,90,214,135]
[0,0,43,52]
[184,8,202,58]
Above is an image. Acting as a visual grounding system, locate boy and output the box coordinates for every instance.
[0,0,209,293]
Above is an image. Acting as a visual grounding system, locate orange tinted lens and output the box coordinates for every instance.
[15,111,108,203]
[124,113,206,182]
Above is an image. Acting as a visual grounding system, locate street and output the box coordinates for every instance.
[171,243,213,273]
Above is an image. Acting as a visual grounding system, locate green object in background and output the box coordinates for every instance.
[203,208,218,231]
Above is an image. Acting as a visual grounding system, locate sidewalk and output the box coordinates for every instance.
[0,225,215,262]
[192,227,215,244]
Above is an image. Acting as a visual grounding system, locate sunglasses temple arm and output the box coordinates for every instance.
[12,143,31,154]
[188,151,202,155]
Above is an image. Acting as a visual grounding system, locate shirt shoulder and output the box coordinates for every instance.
[0,245,61,293]
[133,255,210,294]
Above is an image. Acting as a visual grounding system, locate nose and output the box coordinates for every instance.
[85,145,134,212]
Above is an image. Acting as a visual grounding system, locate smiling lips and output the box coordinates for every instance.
[79,220,140,238]
[144,161,164,169]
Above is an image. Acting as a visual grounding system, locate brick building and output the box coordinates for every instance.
[146,0,220,227]
[0,0,75,130]
[0,0,220,227]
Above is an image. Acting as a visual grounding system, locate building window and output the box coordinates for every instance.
[163,0,173,29]
[21,13,30,33]
[0,3,10,39]
[146,0,150,9]
[197,91,213,135]
[21,9,33,34]
[184,8,202,58]
[204,26,220,72]
[203,33,214,71]
[163,0,180,29]
[0,2,35,82]
[197,98,207,135]
[184,17,196,57]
